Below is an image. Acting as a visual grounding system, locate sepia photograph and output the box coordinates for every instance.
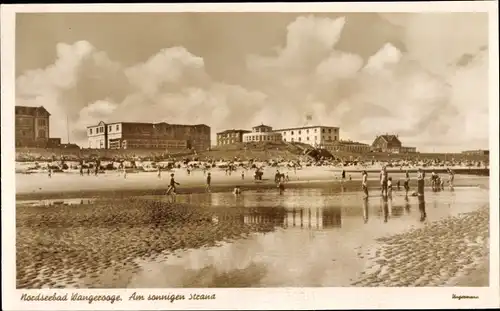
[1,2,499,310]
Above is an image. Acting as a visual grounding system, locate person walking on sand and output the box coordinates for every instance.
[167,173,180,196]
[341,169,346,184]
[87,167,91,176]
[157,166,162,179]
[48,167,52,178]
[123,167,127,179]
[362,171,369,198]
[206,172,212,193]
[241,170,245,180]
[79,165,84,176]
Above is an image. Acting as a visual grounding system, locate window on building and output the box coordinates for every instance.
[90,128,93,135]
[116,125,120,131]
[315,136,317,140]
[322,129,325,133]
[307,137,309,140]
[284,138,287,142]
[108,125,112,132]
[328,129,332,133]
[37,119,46,126]
[291,138,294,142]
[299,137,302,142]
[314,129,317,133]
[38,129,46,138]
[298,130,301,134]
[334,136,337,140]
[291,131,294,135]
[306,129,309,133]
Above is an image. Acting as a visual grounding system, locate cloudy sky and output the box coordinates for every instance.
[16,12,489,152]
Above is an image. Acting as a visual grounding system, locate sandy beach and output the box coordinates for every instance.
[15,174,490,288]
[16,166,486,200]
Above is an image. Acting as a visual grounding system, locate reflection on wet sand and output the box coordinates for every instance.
[16,184,489,288]
[363,198,369,224]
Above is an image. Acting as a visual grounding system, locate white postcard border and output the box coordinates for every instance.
[1,2,499,310]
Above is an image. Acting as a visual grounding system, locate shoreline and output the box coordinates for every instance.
[15,178,487,201]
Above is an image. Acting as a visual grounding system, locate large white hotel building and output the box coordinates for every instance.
[242,124,339,149]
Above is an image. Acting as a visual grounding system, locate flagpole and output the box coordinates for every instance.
[66,114,70,144]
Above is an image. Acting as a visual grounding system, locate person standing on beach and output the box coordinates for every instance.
[380,166,389,197]
[157,166,162,179]
[387,177,393,199]
[417,168,425,197]
[362,171,369,198]
[233,186,242,195]
[404,171,410,197]
[275,170,281,184]
[341,169,346,183]
[447,168,455,189]
[206,172,212,193]
[79,165,84,176]
[241,170,245,180]
[48,167,52,178]
[87,167,91,176]
[278,180,285,195]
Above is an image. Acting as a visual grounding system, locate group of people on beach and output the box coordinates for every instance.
[358,166,456,200]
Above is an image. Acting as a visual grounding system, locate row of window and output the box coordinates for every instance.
[218,139,238,145]
[218,133,242,138]
[89,126,106,135]
[283,135,337,142]
[243,135,280,142]
[282,128,337,136]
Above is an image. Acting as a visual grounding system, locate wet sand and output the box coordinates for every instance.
[351,205,489,287]
[16,188,490,288]
[16,200,276,289]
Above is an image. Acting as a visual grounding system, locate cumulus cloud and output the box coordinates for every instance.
[16,13,489,152]
[245,14,488,152]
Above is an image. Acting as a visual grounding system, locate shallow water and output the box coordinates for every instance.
[125,186,489,288]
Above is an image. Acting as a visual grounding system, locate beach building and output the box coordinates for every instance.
[242,124,282,143]
[274,125,340,148]
[216,129,251,146]
[371,134,417,153]
[15,106,55,148]
[323,140,371,154]
[87,121,211,151]
[462,149,489,156]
